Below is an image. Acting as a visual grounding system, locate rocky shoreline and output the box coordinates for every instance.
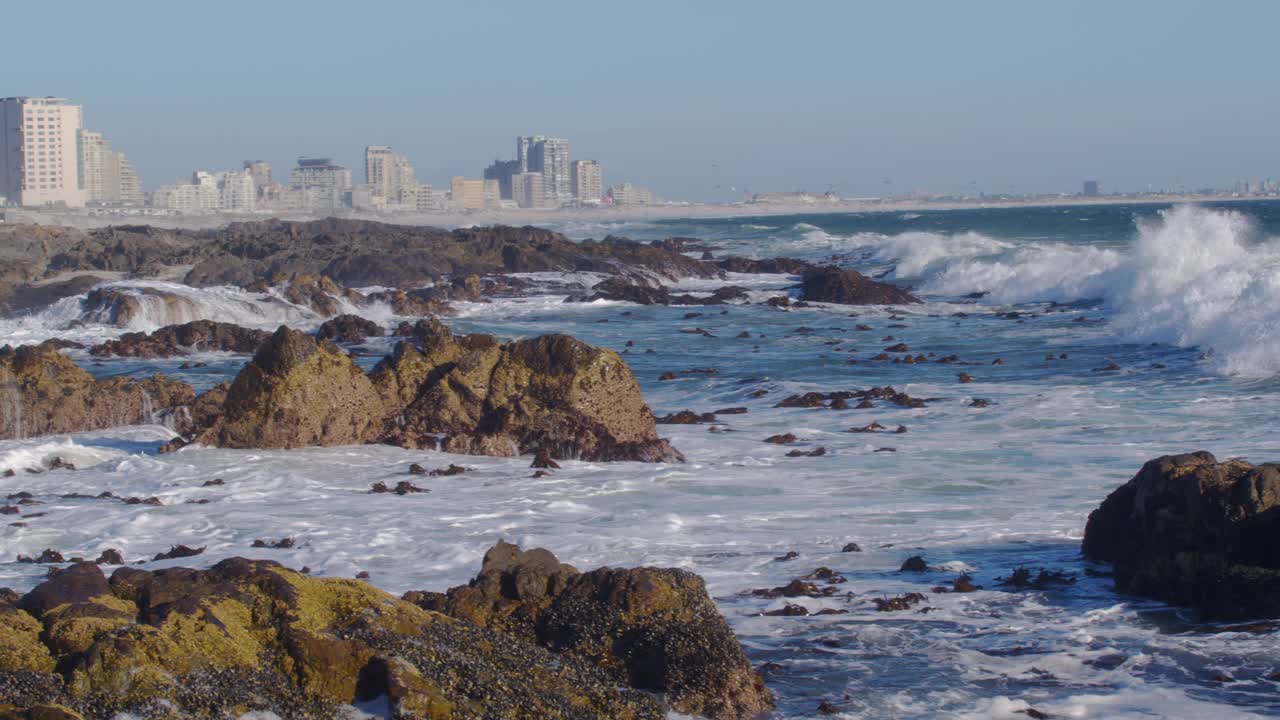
[0,218,920,317]
[0,542,770,720]
[2,217,1279,716]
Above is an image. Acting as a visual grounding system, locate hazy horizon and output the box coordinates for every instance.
[7,0,1278,201]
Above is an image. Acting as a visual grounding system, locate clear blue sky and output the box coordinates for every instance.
[8,0,1278,200]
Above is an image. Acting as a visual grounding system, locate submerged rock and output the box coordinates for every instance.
[274,274,365,316]
[88,320,271,358]
[79,286,201,327]
[799,266,920,305]
[574,277,750,306]
[404,541,772,720]
[0,344,193,441]
[1083,451,1280,619]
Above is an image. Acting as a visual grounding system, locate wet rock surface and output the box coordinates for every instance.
[798,266,920,305]
[1083,451,1280,619]
[315,314,385,344]
[178,221,717,288]
[0,344,193,441]
[88,320,271,358]
[572,277,750,306]
[403,541,772,720]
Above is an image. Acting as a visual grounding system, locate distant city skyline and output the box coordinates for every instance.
[5,0,1279,201]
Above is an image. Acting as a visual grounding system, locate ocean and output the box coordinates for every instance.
[3,201,1279,718]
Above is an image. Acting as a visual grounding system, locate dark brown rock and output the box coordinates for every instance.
[1082,451,1280,619]
[900,556,928,572]
[88,320,270,358]
[403,541,771,719]
[315,314,384,344]
[799,266,920,305]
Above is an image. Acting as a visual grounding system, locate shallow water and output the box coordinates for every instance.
[3,202,1280,718]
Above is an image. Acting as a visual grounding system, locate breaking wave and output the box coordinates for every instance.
[851,205,1280,377]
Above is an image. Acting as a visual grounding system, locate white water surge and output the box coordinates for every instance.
[819,205,1280,377]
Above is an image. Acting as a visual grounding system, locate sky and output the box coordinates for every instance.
[7,0,1279,201]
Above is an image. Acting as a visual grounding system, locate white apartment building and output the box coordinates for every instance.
[152,170,255,212]
[78,130,142,204]
[571,159,602,203]
[365,146,417,204]
[243,160,276,198]
[0,97,86,207]
[290,157,352,213]
[217,169,256,212]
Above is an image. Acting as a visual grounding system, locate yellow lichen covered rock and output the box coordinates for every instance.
[369,321,682,461]
[0,606,55,674]
[0,344,193,441]
[408,542,773,720]
[1,557,666,719]
[197,326,385,448]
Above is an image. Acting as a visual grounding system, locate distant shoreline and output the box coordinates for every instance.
[6,193,1280,233]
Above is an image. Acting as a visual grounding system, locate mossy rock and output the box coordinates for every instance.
[2,557,668,719]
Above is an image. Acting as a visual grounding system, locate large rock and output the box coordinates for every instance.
[88,320,271,358]
[196,326,384,449]
[0,344,193,441]
[406,542,772,720]
[798,266,920,305]
[0,558,666,719]
[1083,451,1280,619]
[370,321,681,461]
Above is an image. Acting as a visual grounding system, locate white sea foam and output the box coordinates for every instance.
[841,205,1280,376]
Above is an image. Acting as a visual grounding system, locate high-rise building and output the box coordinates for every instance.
[365,145,417,204]
[78,130,142,205]
[290,157,352,213]
[517,135,570,204]
[450,176,486,210]
[571,159,602,203]
[511,172,547,209]
[484,159,520,200]
[0,97,86,207]
[1082,180,1099,197]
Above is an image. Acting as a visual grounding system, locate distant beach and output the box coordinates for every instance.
[7,192,1278,232]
